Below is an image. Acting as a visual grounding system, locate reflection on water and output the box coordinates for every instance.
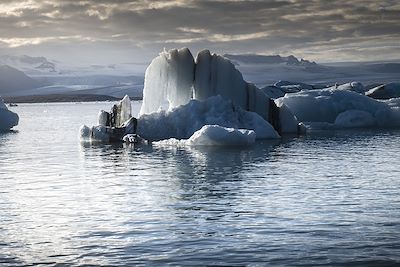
[1,103,400,266]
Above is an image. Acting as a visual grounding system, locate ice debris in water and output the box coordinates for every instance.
[153,125,256,147]
[80,95,135,142]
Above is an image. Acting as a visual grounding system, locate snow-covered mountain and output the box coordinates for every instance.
[224,54,318,68]
[0,65,45,96]
[223,53,400,87]
[0,55,57,74]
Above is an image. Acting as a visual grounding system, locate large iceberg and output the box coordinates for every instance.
[0,98,19,131]
[139,48,300,136]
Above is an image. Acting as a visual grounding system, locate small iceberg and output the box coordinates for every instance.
[0,98,19,131]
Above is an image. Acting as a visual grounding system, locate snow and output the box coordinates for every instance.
[0,99,19,131]
[137,95,280,141]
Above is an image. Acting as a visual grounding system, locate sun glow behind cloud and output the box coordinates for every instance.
[0,0,398,63]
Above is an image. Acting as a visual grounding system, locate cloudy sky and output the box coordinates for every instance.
[0,0,399,66]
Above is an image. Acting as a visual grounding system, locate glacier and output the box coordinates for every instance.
[0,98,19,131]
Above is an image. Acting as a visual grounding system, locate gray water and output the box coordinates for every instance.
[1,102,400,266]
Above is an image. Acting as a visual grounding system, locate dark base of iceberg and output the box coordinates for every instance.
[0,100,19,131]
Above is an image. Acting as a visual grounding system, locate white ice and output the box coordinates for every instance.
[139,48,300,136]
[188,125,256,146]
[154,125,256,147]
[137,95,279,141]
[276,87,400,130]
[140,48,194,115]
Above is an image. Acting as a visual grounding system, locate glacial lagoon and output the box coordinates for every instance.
[1,102,400,266]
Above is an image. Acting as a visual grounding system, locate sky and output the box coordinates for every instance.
[0,0,399,66]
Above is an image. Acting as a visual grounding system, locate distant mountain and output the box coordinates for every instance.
[0,65,44,96]
[366,63,400,73]
[223,54,318,68]
[0,55,57,74]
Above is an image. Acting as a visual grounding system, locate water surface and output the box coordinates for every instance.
[1,102,400,266]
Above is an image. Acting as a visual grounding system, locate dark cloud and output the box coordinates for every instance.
[0,0,399,64]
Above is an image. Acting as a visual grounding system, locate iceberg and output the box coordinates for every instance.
[365,83,400,99]
[80,95,136,142]
[137,95,279,141]
[139,48,300,136]
[153,125,256,147]
[188,125,256,146]
[276,87,400,130]
[81,48,306,145]
[0,98,19,131]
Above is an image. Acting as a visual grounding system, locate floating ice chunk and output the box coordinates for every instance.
[274,80,313,92]
[365,83,400,99]
[277,87,400,130]
[0,98,19,131]
[332,81,365,93]
[79,124,114,142]
[137,95,279,141]
[334,110,376,128]
[188,125,256,146]
[79,125,91,140]
[91,126,111,141]
[140,48,195,115]
[277,88,389,124]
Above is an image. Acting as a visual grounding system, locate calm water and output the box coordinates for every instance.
[1,102,400,266]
